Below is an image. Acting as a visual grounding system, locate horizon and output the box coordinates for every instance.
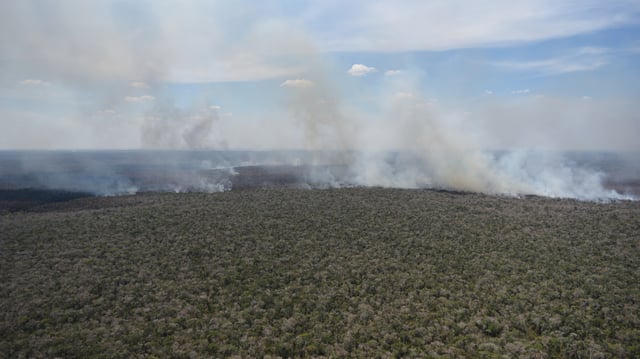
[1,1,639,199]
[1,149,638,200]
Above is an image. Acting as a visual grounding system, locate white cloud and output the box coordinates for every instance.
[124,95,155,103]
[484,90,494,95]
[280,79,315,88]
[2,1,636,85]
[20,79,51,86]
[317,1,640,52]
[210,105,221,110]
[348,64,377,77]
[384,69,403,76]
[492,47,610,75]
[575,47,610,56]
[129,81,149,89]
[495,58,607,75]
[511,89,531,94]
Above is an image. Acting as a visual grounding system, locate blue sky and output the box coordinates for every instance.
[0,0,639,150]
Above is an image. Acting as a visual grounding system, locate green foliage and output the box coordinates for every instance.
[1,189,639,357]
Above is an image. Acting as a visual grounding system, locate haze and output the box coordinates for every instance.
[1,1,639,199]
[1,0,638,151]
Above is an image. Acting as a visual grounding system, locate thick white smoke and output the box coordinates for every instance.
[1,1,636,201]
[349,94,635,200]
[281,71,636,201]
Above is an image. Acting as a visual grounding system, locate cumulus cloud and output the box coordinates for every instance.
[124,95,155,103]
[384,70,403,76]
[348,64,377,77]
[511,89,531,94]
[280,79,315,88]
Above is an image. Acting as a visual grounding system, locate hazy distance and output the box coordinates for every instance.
[1,1,639,199]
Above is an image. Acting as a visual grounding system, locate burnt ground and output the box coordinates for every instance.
[0,189,94,213]
[2,163,639,214]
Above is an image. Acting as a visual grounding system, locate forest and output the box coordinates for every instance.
[1,188,639,358]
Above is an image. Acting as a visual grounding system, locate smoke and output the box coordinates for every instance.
[141,104,222,150]
[0,0,313,150]
[280,65,358,174]
[0,1,637,201]
[279,70,636,200]
[492,150,629,200]
[341,89,635,200]
[247,59,637,201]
[474,95,640,152]
[379,92,519,194]
[281,78,353,152]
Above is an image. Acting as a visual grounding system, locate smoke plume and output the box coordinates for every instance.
[343,90,634,200]
[141,104,221,150]
[0,1,637,201]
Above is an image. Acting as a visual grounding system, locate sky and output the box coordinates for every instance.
[1,0,639,151]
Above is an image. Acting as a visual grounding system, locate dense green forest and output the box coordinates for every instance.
[1,189,639,358]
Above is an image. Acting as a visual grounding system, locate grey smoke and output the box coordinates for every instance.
[141,104,221,150]
[0,2,636,201]
[282,78,352,152]
[279,56,364,178]
[284,77,636,200]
